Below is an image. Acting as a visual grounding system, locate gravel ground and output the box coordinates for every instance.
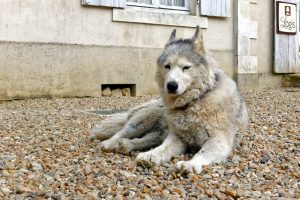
[0,88,299,200]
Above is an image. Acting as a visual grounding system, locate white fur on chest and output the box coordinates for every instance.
[165,107,211,146]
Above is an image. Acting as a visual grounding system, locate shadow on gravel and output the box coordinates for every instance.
[87,109,128,116]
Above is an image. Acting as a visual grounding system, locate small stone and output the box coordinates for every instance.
[225,188,237,197]
[69,145,77,151]
[121,88,131,96]
[125,190,136,197]
[119,170,136,178]
[202,174,212,179]
[264,191,272,196]
[253,191,262,198]
[5,162,15,170]
[205,189,214,197]
[111,89,122,97]
[1,187,11,195]
[216,169,225,176]
[45,147,52,152]
[213,189,226,200]
[16,184,31,193]
[85,191,99,200]
[260,155,270,164]
[232,155,241,164]
[3,170,10,176]
[19,168,30,174]
[31,161,43,171]
[15,194,25,200]
[236,189,246,197]
[102,87,112,97]
[84,165,92,175]
[162,190,170,195]
[44,174,54,184]
[0,190,4,197]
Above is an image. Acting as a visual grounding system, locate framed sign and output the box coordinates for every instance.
[276,1,297,34]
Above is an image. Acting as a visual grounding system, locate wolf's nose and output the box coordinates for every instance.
[167,81,178,93]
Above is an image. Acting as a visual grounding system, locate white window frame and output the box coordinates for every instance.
[126,0,189,11]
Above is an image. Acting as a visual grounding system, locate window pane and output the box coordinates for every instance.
[160,0,172,6]
[140,0,153,4]
[173,0,185,7]
[127,0,138,3]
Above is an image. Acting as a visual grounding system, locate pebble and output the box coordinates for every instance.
[85,191,99,200]
[202,174,212,179]
[15,194,25,200]
[253,191,262,198]
[1,187,11,195]
[0,88,298,199]
[31,161,43,171]
[231,155,241,164]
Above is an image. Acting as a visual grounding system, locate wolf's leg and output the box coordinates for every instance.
[176,132,234,174]
[115,131,167,154]
[90,112,129,141]
[235,102,249,148]
[91,98,162,142]
[136,132,186,166]
[100,108,163,151]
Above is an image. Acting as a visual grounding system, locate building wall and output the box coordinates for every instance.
[0,0,249,100]
[237,0,283,88]
[256,0,282,87]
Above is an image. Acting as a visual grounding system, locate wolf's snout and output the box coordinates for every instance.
[167,81,178,93]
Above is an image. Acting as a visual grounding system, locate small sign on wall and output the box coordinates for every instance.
[276,1,297,34]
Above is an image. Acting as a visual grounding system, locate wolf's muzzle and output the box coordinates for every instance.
[167,81,178,93]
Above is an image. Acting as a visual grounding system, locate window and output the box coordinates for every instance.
[126,0,189,11]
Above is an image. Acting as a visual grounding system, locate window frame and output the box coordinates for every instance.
[126,0,189,11]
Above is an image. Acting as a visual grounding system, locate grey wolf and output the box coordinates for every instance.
[91,26,248,174]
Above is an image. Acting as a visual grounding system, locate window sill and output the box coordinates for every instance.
[112,7,208,28]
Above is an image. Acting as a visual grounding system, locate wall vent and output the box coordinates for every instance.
[101,84,136,97]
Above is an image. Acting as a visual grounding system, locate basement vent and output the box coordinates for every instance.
[101,84,136,97]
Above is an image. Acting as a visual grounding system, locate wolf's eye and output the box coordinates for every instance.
[165,65,171,70]
[183,66,191,71]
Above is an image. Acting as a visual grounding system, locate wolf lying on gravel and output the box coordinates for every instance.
[91,26,248,174]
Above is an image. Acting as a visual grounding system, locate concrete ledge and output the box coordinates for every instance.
[237,74,259,89]
[237,73,283,89]
[283,74,300,87]
[113,7,208,28]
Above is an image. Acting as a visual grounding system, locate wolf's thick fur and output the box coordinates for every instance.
[91,26,248,173]
[91,98,167,154]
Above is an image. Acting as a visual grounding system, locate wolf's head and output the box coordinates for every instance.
[156,26,216,99]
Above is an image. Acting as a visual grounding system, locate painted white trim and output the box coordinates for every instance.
[82,0,126,8]
[126,0,189,11]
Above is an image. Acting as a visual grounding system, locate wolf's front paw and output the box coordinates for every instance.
[90,125,104,141]
[174,97,188,108]
[176,160,202,174]
[115,138,134,154]
[99,140,116,152]
[174,89,200,108]
[136,151,163,168]
[90,127,99,141]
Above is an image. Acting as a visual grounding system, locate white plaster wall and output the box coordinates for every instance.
[0,0,234,50]
[0,0,235,99]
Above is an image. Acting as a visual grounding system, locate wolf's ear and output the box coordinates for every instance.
[168,29,177,43]
[192,26,206,55]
